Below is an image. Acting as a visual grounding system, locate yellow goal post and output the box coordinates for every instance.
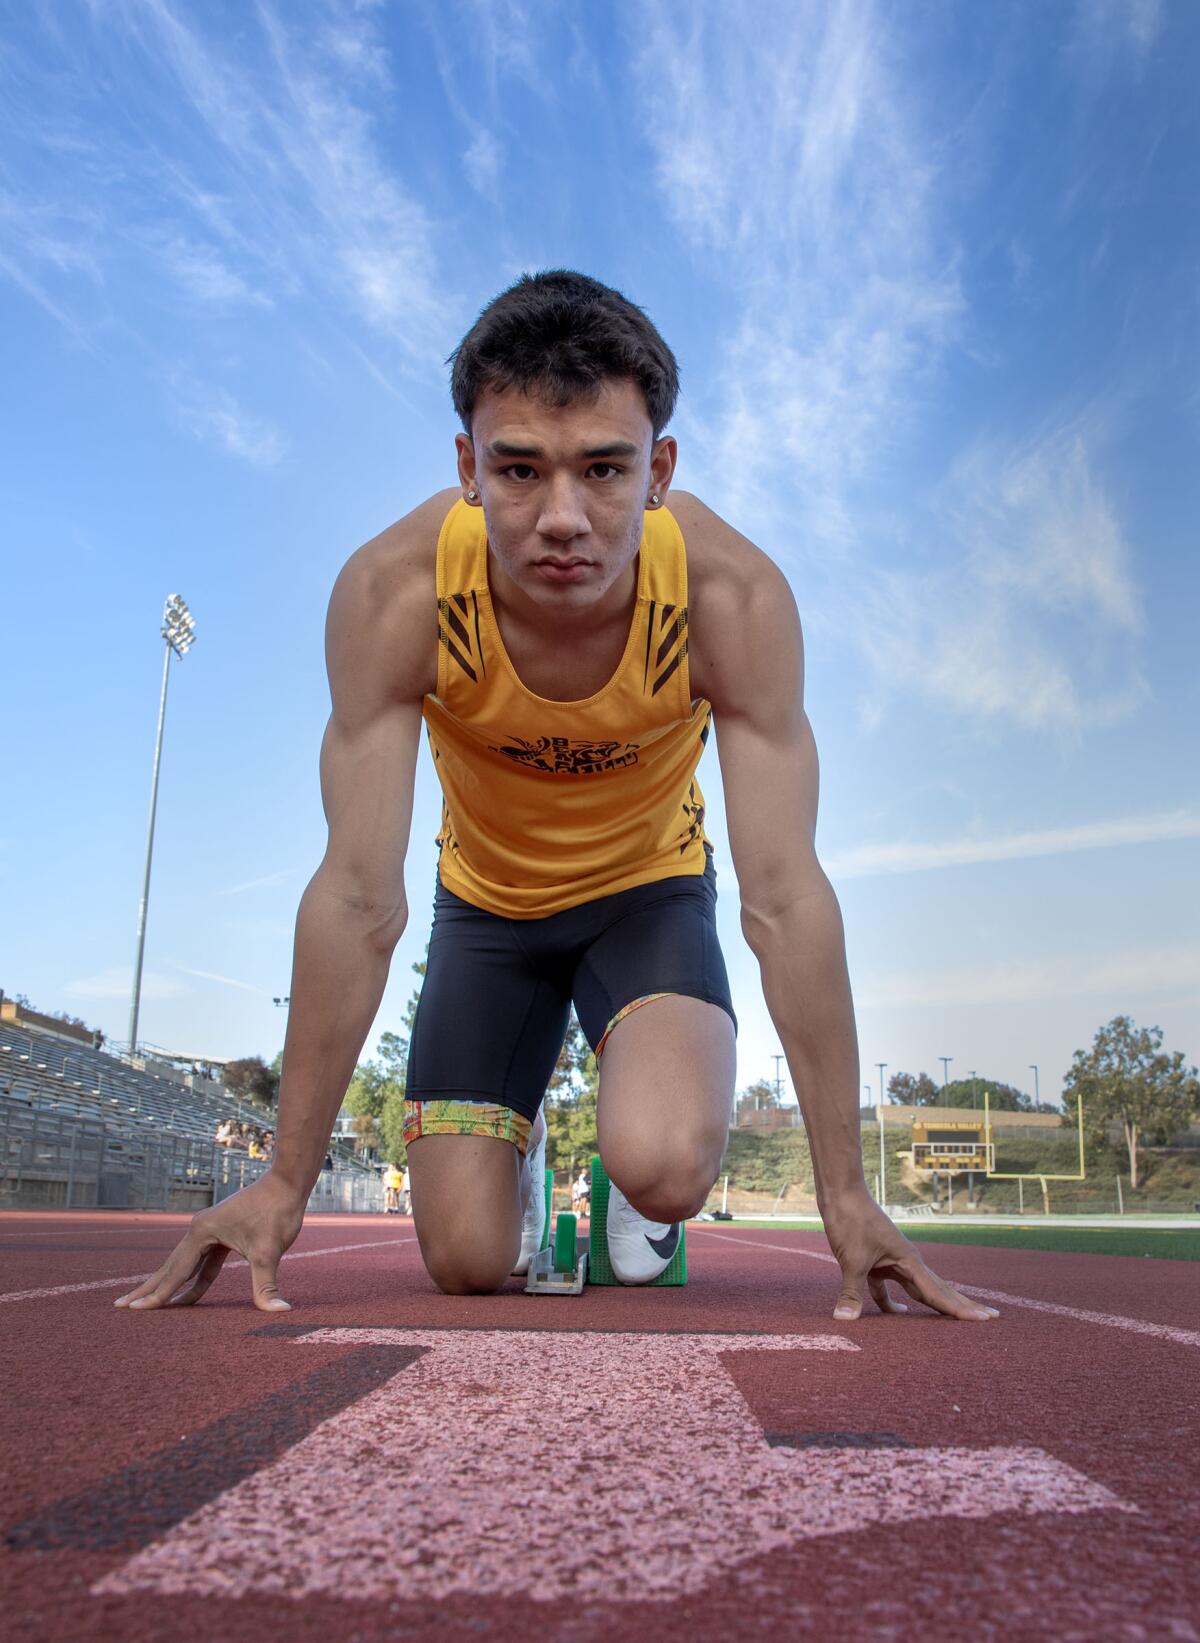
[983,1090,1086,1183]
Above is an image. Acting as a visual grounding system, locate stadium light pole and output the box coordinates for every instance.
[128,594,196,1057]
[940,1056,952,1089]
[876,1061,887,1208]
[968,1069,977,1108]
[1029,1063,1039,1105]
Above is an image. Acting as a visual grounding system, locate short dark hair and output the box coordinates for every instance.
[449,270,679,439]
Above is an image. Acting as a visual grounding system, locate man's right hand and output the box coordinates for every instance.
[114,1171,308,1312]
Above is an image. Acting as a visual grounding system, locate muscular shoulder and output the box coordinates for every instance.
[668,490,802,716]
[326,488,457,710]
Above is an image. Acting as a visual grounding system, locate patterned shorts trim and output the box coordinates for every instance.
[594,992,671,1062]
[403,994,673,1153]
[402,1099,533,1157]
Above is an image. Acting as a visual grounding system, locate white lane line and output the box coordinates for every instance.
[690,1229,1200,1350]
[952,1284,1200,1349]
[0,1236,417,1304]
[0,1228,140,1240]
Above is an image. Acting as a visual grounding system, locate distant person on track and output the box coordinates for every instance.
[383,1163,402,1214]
[398,1165,411,1215]
[572,1169,591,1220]
[116,270,997,1323]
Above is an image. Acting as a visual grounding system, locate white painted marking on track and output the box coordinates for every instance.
[955,1285,1200,1349]
[0,1237,416,1304]
[691,1229,1200,1349]
[95,1326,1130,1605]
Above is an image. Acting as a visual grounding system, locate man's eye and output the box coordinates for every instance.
[503,465,537,481]
[588,463,621,480]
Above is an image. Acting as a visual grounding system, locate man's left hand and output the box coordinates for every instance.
[822,1189,999,1322]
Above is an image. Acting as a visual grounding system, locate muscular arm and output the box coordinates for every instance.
[690,506,994,1322]
[699,557,865,1209]
[115,495,447,1311]
[271,491,449,1189]
[269,622,423,1193]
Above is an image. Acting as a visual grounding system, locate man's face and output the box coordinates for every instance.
[456,376,676,613]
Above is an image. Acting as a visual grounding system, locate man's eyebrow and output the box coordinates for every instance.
[581,441,641,459]
[487,440,542,458]
[484,439,643,460]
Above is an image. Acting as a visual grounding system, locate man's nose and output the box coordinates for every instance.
[536,477,592,542]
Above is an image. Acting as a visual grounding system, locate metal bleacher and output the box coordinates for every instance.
[0,1024,267,1140]
[0,1022,380,1212]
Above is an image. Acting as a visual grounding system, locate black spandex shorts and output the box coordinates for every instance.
[404,850,737,1130]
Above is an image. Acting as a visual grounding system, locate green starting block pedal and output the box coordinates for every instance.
[588,1155,688,1286]
[525,1208,588,1295]
[540,1167,553,1250]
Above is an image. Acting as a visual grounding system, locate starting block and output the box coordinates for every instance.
[524,1172,588,1295]
[588,1154,688,1286]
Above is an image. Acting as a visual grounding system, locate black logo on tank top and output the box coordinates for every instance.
[489,735,640,775]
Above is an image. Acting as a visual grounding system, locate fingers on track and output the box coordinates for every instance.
[116,1234,210,1310]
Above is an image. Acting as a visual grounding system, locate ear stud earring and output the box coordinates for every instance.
[467,489,478,501]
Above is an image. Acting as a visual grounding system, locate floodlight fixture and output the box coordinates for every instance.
[128,594,198,1055]
[162,593,197,657]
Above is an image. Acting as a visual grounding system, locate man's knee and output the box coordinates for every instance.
[607,1132,724,1224]
[421,1232,516,1296]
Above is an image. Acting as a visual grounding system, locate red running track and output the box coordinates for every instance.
[1,1211,1198,1642]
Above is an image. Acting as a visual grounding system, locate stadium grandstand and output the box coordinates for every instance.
[1,997,380,1213]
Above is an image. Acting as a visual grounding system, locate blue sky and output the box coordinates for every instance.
[2,0,1197,1107]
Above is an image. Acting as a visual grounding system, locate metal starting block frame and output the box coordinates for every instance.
[524,1178,589,1295]
[523,1241,589,1295]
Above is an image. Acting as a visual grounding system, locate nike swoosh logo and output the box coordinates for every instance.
[644,1225,680,1260]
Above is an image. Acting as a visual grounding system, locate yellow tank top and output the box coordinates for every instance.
[422,499,712,917]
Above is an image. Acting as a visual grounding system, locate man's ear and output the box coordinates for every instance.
[648,434,678,504]
[455,432,481,503]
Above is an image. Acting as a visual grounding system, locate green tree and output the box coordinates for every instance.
[941,1076,1038,1112]
[887,1071,940,1106]
[344,1060,389,1124]
[739,1078,779,1110]
[544,1012,599,1173]
[1064,1016,1199,1190]
[222,1055,280,1106]
[379,1089,410,1164]
[342,954,427,1164]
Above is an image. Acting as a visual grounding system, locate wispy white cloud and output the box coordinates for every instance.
[64,966,187,1001]
[0,190,102,342]
[177,385,287,465]
[856,941,1200,1010]
[825,807,1200,880]
[170,964,268,996]
[637,1,963,542]
[159,236,271,308]
[635,4,1154,739]
[462,128,501,202]
[217,870,292,897]
[1072,0,1164,63]
[856,413,1149,732]
[2,2,453,369]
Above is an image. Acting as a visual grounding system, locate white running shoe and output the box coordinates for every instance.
[511,1112,548,1276]
[606,1181,681,1284]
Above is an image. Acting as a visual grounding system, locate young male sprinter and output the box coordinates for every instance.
[117,271,995,1322]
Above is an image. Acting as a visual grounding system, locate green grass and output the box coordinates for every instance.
[902,1224,1200,1261]
[695,1218,1200,1261]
